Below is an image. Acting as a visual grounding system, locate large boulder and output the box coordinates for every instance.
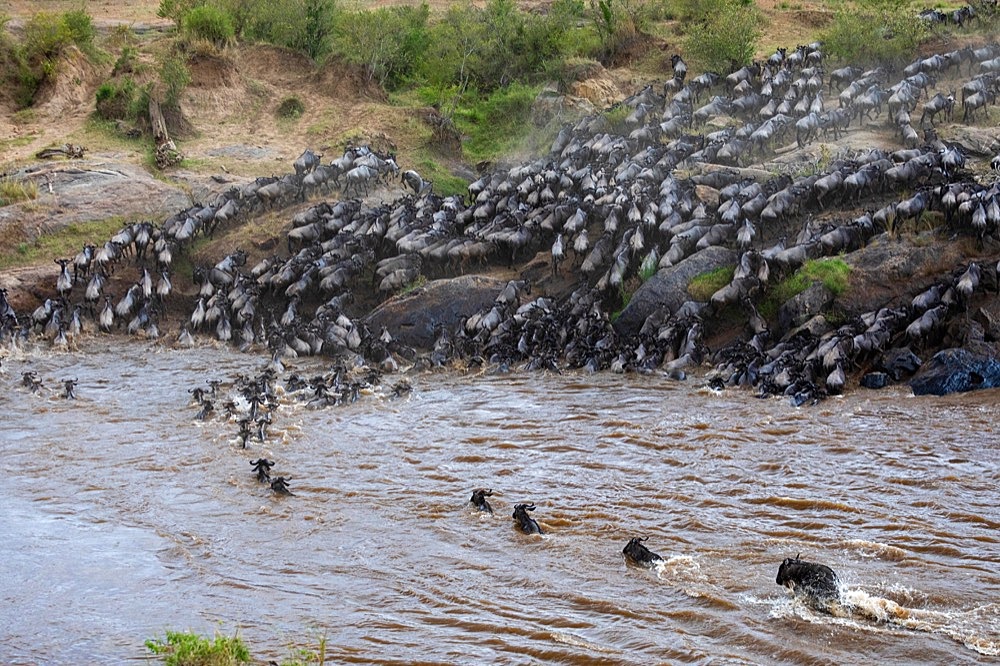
[909,347,1000,396]
[614,246,737,337]
[879,347,922,381]
[777,282,835,334]
[365,275,507,350]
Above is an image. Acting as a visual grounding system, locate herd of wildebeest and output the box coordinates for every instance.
[3,3,1000,409]
[4,9,1000,627]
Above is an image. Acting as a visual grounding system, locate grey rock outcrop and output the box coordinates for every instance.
[614,246,737,337]
[365,275,508,349]
[909,348,1000,396]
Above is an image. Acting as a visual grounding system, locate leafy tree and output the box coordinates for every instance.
[333,3,429,89]
[682,0,762,72]
[822,0,927,69]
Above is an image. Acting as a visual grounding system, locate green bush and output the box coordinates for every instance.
[821,0,928,69]
[61,9,96,51]
[767,257,852,315]
[418,0,573,111]
[588,0,647,64]
[602,104,633,135]
[145,630,250,666]
[277,95,306,119]
[113,44,139,75]
[183,5,234,48]
[221,0,338,60]
[454,83,541,162]
[667,0,730,22]
[333,4,429,90]
[9,9,100,107]
[682,0,762,72]
[159,52,191,108]
[0,175,39,207]
[157,0,204,28]
[95,77,139,120]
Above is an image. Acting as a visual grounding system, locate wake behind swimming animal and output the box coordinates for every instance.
[623,536,663,567]
[470,488,494,514]
[512,503,543,534]
[776,554,840,609]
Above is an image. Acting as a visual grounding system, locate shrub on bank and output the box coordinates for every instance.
[821,0,928,68]
[764,257,852,318]
[95,77,139,120]
[183,5,234,48]
[332,4,429,90]
[689,266,736,301]
[0,175,39,208]
[277,95,306,119]
[6,10,99,107]
[453,82,542,162]
[682,0,762,72]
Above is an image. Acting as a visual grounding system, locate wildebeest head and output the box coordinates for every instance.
[623,536,663,567]
[512,503,542,535]
[776,554,840,600]
[470,488,494,514]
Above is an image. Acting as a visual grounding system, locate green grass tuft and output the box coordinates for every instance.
[145,630,250,666]
[0,217,128,270]
[687,265,735,301]
[277,96,306,120]
[760,257,852,319]
[453,83,542,163]
[0,175,38,207]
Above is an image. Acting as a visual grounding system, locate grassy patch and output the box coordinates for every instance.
[760,257,851,319]
[277,96,306,120]
[610,281,634,322]
[399,274,428,296]
[410,154,469,198]
[0,217,127,270]
[0,134,39,153]
[0,176,39,207]
[687,265,735,301]
[145,630,250,666]
[453,83,542,164]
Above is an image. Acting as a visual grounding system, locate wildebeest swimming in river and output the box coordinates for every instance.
[622,537,663,567]
[270,476,293,495]
[250,458,274,482]
[776,554,840,609]
[512,503,543,534]
[470,488,494,514]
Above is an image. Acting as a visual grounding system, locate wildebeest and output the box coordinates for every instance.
[470,488,494,514]
[270,476,293,495]
[622,536,663,567]
[512,503,543,534]
[401,169,433,196]
[776,555,840,606]
[293,149,321,176]
[250,458,274,482]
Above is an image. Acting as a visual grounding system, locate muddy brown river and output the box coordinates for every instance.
[2,339,998,664]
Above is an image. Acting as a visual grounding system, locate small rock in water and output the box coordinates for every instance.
[860,372,890,389]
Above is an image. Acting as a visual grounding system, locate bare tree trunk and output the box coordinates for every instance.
[149,98,183,169]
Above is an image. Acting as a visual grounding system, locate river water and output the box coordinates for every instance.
[1,338,998,664]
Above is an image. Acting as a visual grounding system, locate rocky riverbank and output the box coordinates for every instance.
[4,16,1000,401]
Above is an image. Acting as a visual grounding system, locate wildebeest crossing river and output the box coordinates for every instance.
[2,339,998,664]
